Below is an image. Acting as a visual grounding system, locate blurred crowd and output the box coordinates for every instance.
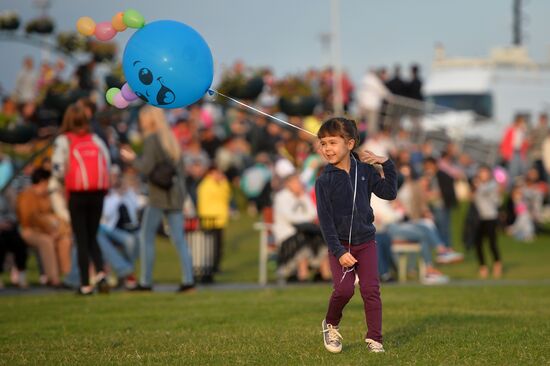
[1,56,549,291]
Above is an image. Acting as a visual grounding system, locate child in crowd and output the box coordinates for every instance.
[473,165,503,279]
[507,185,535,242]
[197,165,231,275]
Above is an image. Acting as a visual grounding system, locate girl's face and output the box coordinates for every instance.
[319,134,354,169]
[478,168,491,182]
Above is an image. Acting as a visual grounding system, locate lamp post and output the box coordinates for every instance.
[33,0,52,61]
[331,0,344,116]
[318,32,332,68]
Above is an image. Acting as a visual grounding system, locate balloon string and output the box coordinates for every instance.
[207,89,317,137]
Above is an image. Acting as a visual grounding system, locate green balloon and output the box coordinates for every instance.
[106,87,120,105]
[123,9,145,29]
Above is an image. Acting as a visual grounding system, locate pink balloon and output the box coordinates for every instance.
[121,83,138,101]
[94,21,117,41]
[201,109,213,129]
[493,167,507,185]
[113,93,129,109]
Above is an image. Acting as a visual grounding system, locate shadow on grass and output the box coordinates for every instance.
[385,313,506,349]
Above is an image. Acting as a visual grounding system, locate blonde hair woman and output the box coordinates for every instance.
[121,105,194,292]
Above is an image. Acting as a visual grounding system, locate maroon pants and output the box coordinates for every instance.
[325,240,382,343]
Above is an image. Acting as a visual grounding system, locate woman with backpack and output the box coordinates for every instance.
[121,105,195,292]
[51,103,111,295]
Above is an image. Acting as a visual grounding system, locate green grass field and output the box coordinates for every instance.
[1,285,550,365]
[1,211,550,365]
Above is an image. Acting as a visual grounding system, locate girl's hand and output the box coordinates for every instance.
[359,150,388,165]
[339,252,358,267]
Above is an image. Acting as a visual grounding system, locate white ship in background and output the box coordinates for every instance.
[422,45,550,143]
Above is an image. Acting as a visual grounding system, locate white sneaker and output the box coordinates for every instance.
[10,267,19,285]
[321,319,343,353]
[421,273,450,285]
[39,274,48,285]
[436,251,464,264]
[365,338,385,353]
[18,271,28,289]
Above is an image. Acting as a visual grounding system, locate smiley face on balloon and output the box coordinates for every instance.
[77,9,214,109]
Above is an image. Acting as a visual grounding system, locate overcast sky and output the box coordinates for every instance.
[1,0,549,92]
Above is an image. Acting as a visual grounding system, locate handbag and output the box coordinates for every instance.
[149,160,176,190]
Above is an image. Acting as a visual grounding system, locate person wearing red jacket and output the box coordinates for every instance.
[500,114,529,187]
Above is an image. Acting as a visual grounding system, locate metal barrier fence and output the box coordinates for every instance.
[379,94,500,166]
[184,217,219,283]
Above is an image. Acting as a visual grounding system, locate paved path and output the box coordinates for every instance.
[1,278,549,297]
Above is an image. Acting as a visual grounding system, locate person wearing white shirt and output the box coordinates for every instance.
[96,169,140,289]
[357,69,391,136]
[12,57,37,105]
[273,174,329,282]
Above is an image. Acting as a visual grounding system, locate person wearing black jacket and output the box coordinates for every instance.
[384,65,407,133]
[404,64,423,138]
[423,157,457,249]
[405,64,423,101]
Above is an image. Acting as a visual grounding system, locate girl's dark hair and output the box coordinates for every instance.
[317,117,360,149]
[478,164,492,172]
[31,168,51,184]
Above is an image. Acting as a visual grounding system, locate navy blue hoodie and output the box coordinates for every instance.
[315,156,397,259]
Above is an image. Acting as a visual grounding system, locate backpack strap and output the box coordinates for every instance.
[65,132,74,145]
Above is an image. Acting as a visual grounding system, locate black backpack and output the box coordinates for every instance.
[149,160,177,190]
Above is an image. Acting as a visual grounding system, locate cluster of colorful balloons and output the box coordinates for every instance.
[76,9,214,110]
[76,9,145,41]
[106,83,139,109]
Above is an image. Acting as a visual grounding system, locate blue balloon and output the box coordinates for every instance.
[122,20,213,109]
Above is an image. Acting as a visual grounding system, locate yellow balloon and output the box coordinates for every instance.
[76,16,95,36]
[111,12,127,32]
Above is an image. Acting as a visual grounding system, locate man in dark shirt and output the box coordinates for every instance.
[385,65,407,133]
[406,64,423,101]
